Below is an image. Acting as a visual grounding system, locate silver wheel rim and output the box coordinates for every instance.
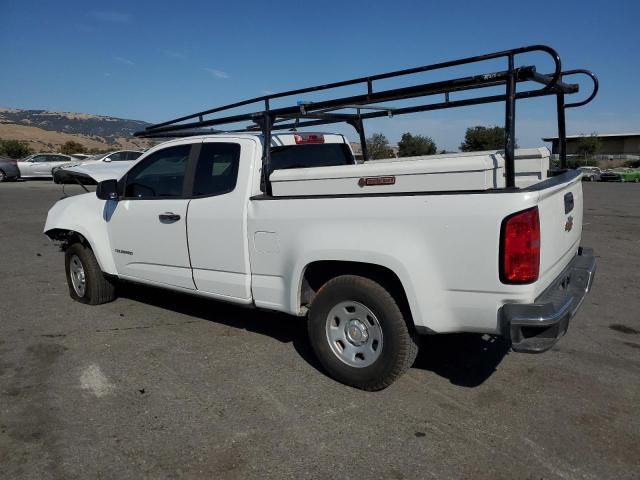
[0,170,5,181]
[325,301,383,368]
[69,254,87,297]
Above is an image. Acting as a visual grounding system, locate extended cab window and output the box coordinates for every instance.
[270,143,354,170]
[124,145,190,198]
[192,142,240,196]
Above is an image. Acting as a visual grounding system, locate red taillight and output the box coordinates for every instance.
[294,133,324,144]
[500,206,540,284]
[10,160,17,165]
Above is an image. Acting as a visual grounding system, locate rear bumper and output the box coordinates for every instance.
[500,247,596,353]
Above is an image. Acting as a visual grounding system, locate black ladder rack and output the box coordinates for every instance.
[136,45,598,194]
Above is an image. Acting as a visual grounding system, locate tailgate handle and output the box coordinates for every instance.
[564,192,574,214]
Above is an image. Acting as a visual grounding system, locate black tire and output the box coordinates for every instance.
[0,170,6,183]
[65,242,116,305]
[307,275,419,391]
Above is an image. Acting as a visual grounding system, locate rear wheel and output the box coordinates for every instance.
[0,170,6,182]
[307,275,418,391]
[65,242,116,305]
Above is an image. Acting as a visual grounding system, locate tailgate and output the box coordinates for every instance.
[535,173,584,295]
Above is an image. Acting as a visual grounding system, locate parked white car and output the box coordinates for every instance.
[53,150,143,183]
[18,153,76,178]
[90,150,144,164]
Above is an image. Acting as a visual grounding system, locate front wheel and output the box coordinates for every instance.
[307,275,418,391]
[0,170,6,183]
[65,242,116,305]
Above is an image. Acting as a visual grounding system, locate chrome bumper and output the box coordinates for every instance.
[501,247,597,353]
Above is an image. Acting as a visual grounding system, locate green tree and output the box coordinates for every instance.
[575,134,599,159]
[397,133,437,157]
[0,139,33,159]
[460,126,517,152]
[60,140,87,155]
[365,133,395,160]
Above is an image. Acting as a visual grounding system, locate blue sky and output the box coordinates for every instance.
[1,0,638,150]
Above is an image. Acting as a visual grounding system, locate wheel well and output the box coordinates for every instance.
[45,229,89,250]
[301,260,413,324]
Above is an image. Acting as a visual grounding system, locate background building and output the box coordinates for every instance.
[542,133,640,164]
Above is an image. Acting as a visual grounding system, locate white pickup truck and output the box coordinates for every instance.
[44,46,599,389]
[44,131,596,390]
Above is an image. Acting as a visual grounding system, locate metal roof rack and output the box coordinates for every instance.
[135,45,598,194]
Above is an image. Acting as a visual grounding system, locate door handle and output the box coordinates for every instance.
[159,212,181,222]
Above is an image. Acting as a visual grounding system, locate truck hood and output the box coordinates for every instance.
[54,161,133,184]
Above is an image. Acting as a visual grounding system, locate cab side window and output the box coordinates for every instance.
[124,145,191,198]
[192,143,240,197]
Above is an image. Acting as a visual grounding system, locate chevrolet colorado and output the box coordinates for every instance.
[44,45,598,390]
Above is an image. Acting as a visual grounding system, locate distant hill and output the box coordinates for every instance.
[0,107,154,152]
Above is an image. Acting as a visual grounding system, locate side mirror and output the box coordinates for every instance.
[103,157,112,163]
[96,179,119,200]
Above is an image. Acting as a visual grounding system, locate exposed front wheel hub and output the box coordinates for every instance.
[346,319,369,346]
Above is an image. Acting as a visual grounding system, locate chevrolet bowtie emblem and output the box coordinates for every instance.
[565,216,574,232]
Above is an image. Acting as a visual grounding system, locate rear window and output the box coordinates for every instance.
[270,143,354,171]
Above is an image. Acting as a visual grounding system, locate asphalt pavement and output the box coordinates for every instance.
[0,180,639,479]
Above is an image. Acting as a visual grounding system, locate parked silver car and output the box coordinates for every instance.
[17,153,76,179]
[577,166,601,181]
[0,156,21,182]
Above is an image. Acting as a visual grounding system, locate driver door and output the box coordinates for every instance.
[106,143,196,289]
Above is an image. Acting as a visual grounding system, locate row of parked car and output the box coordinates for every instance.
[578,166,640,182]
[3,151,639,185]
[0,150,143,183]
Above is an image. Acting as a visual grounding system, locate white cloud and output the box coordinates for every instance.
[114,56,135,66]
[204,68,229,79]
